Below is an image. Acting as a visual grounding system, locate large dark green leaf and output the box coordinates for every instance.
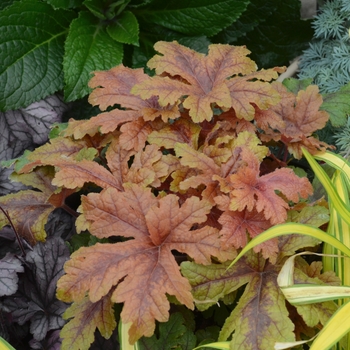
[63,11,123,102]
[214,0,277,42]
[0,0,75,111]
[135,0,250,37]
[233,0,313,68]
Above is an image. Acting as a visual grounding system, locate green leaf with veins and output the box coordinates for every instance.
[233,0,313,68]
[63,11,123,102]
[213,0,276,42]
[44,0,83,9]
[138,312,196,350]
[181,252,296,349]
[0,0,75,111]
[134,0,250,37]
[107,11,139,46]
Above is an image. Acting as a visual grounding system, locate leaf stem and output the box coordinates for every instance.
[0,206,26,257]
[61,203,79,218]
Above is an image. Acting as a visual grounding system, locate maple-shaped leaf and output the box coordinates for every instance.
[218,208,277,262]
[15,136,88,174]
[132,41,282,123]
[0,168,75,244]
[147,117,201,150]
[181,252,295,349]
[57,184,236,344]
[292,258,339,328]
[173,132,268,204]
[255,82,333,158]
[60,293,116,349]
[65,65,180,150]
[0,253,24,297]
[224,148,313,224]
[138,312,196,350]
[1,237,69,341]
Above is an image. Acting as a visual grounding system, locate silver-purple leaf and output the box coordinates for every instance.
[0,253,24,297]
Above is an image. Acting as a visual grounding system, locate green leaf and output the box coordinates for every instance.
[0,336,16,350]
[131,22,211,68]
[228,223,350,270]
[0,0,75,111]
[107,11,139,46]
[287,206,329,227]
[321,81,350,127]
[63,11,123,102]
[182,253,296,349]
[83,0,108,19]
[282,77,313,95]
[0,0,15,11]
[44,0,83,9]
[309,300,350,350]
[303,149,350,227]
[138,312,196,350]
[233,0,313,68]
[213,0,276,42]
[135,0,250,37]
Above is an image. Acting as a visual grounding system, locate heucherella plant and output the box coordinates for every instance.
[0,41,339,349]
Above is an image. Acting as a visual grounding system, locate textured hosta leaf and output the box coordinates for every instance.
[136,0,250,37]
[0,1,75,111]
[0,253,24,297]
[61,293,116,349]
[138,312,196,349]
[1,237,70,341]
[106,11,139,46]
[63,11,123,102]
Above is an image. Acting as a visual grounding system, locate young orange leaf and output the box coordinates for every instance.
[256,83,333,158]
[227,149,313,224]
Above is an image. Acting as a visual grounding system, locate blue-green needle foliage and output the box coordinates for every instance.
[298,0,350,93]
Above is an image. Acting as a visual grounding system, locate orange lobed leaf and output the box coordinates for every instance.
[52,159,123,191]
[65,65,179,147]
[16,136,88,174]
[225,148,313,224]
[173,132,268,204]
[147,117,201,150]
[132,41,283,123]
[255,83,333,158]
[57,184,236,343]
[218,208,278,263]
